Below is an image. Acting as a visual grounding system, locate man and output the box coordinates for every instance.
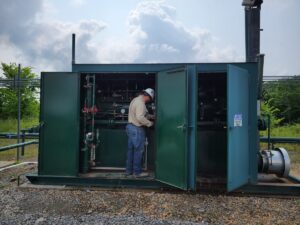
[126,88,155,178]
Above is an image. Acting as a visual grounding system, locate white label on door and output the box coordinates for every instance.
[234,114,243,127]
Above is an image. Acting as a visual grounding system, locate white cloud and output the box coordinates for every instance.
[0,0,106,75]
[96,1,240,64]
[69,0,87,7]
[97,38,140,63]
[0,35,27,77]
[127,1,240,63]
[0,0,241,76]
[0,35,26,63]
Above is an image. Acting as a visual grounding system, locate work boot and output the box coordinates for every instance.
[134,172,149,178]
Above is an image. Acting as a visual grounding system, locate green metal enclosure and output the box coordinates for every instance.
[38,72,80,176]
[28,62,258,192]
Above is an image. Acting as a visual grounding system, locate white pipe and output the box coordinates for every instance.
[0,161,37,172]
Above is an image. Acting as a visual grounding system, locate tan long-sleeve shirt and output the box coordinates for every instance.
[128,95,153,127]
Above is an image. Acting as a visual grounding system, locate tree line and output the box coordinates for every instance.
[0,62,299,125]
[262,76,300,125]
[0,63,39,119]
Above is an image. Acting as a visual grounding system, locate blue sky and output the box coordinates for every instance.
[0,0,299,76]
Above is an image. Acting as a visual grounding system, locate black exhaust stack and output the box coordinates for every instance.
[243,0,263,62]
[72,33,76,64]
[243,0,264,99]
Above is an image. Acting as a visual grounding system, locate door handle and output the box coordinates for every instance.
[177,123,187,132]
[39,122,45,130]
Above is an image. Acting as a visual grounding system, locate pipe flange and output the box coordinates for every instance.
[275,147,291,177]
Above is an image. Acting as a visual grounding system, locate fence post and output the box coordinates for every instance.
[16,64,21,162]
[21,130,25,156]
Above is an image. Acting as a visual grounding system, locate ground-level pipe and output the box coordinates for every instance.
[0,140,38,152]
[0,162,37,172]
[287,175,300,184]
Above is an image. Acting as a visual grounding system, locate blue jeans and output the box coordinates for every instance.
[125,123,145,175]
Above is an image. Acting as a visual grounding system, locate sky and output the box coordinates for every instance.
[0,0,299,76]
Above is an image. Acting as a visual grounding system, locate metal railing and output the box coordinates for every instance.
[0,140,38,152]
[0,126,39,166]
[260,137,300,150]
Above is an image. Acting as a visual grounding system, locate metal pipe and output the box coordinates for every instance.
[91,167,125,170]
[245,5,262,62]
[21,130,25,156]
[0,162,37,172]
[72,33,76,64]
[287,175,300,184]
[267,114,271,149]
[260,137,300,144]
[0,136,38,139]
[0,133,39,139]
[92,75,95,135]
[81,75,95,173]
[94,120,128,125]
[0,140,38,152]
[0,132,39,135]
[257,54,265,99]
[17,64,21,161]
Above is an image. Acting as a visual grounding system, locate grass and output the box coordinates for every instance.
[0,139,38,162]
[0,118,39,163]
[0,117,39,133]
[260,123,300,138]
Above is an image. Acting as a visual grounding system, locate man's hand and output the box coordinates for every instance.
[147,121,154,127]
[147,114,155,120]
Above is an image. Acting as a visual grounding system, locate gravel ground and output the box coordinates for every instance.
[0,165,300,225]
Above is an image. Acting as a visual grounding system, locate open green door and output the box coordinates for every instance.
[39,72,80,176]
[155,67,196,190]
[227,65,249,192]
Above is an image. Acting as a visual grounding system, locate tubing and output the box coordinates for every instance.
[94,120,127,125]
[287,175,300,184]
[0,162,37,172]
[0,133,39,139]
[0,140,38,152]
[257,54,265,99]
[260,137,300,144]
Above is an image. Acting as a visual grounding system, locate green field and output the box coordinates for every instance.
[0,118,39,163]
[0,118,39,132]
[260,123,300,138]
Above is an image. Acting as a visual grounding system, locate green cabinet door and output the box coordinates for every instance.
[155,67,196,190]
[39,72,80,176]
[227,65,249,192]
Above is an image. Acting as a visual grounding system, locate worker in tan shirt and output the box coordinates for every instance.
[125,88,155,178]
